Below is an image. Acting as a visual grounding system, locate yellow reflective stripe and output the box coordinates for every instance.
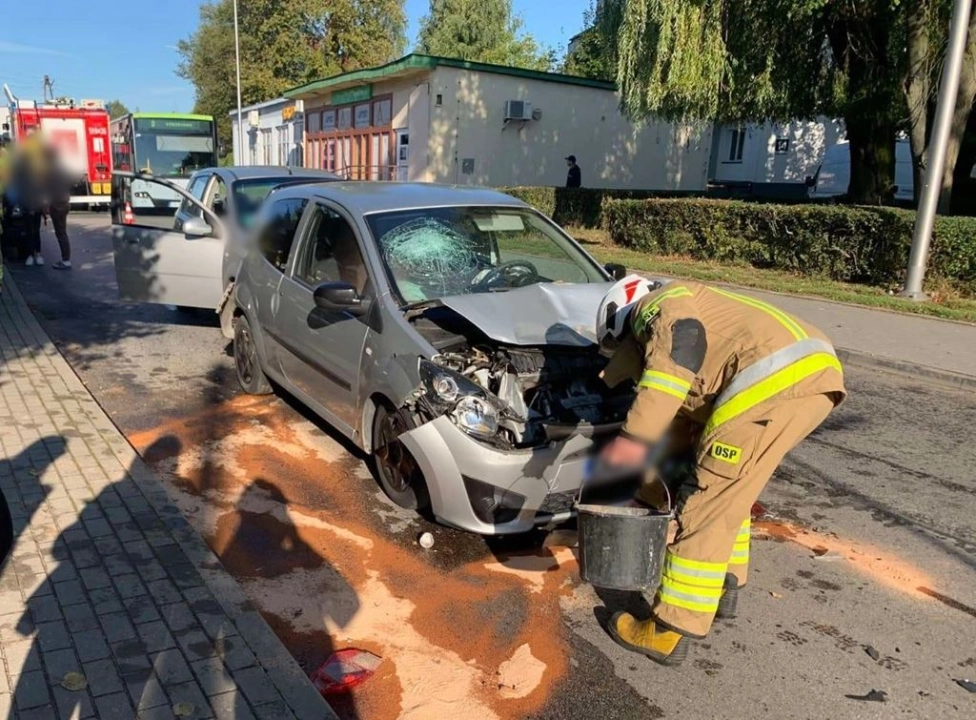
[665,553,727,585]
[729,555,749,565]
[710,287,807,341]
[639,370,691,400]
[705,353,842,435]
[638,376,688,401]
[633,286,693,336]
[644,370,692,392]
[659,582,723,613]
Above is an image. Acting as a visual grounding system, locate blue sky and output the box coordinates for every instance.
[0,0,590,114]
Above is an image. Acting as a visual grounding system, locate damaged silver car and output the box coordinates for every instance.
[232,182,634,534]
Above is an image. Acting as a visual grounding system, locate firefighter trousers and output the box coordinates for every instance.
[650,393,836,638]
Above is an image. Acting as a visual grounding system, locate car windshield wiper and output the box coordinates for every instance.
[401,298,443,318]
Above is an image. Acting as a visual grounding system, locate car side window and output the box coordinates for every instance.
[296,206,370,295]
[180,174,210,220]
[211,177,228,218]
[258,198,308,272]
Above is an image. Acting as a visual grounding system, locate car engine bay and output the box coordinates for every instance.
[407,306,634,449]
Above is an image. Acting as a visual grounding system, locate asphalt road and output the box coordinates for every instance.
[8,214,976,720]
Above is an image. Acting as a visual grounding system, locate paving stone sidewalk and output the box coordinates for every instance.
[0,274,337,719]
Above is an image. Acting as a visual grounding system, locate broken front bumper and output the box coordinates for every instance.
[398,416,596,535]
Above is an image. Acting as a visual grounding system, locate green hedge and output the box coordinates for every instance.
[500,186,696,229]
[602,198,976,295]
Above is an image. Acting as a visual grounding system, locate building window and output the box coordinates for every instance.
[277,124,289,165]
[372,99,392,127]
[354,103,371,129]
[337,107,352,130]
[308,112,321,133]
[322,110,336,132]
[261,128,272,165]
[436,94,443,107]
[727,127,746,163]
[248,133,257,165]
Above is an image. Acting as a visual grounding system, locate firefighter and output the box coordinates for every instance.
[595,275,846,666]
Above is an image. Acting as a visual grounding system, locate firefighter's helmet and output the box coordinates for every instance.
[596,275,662,354]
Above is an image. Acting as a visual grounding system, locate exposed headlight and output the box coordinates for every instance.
[453,396,499,440]
[419,359,501,441]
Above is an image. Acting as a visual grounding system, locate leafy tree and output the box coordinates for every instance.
[562,2,615,81]
[177,0,407,149]
[106,99,130,120]
[417,0,554,71]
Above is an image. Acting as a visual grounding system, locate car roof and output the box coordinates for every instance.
[192,166,341,182]
[275,182,530,214]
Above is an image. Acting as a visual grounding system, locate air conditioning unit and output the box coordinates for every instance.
[247,110,260,128]
[504,100,533,121]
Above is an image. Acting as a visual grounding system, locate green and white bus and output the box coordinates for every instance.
[110,112,217,209]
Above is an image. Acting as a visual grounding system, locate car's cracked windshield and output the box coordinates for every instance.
[365,206,605,304]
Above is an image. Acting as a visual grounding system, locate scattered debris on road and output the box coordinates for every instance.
[845,689,888,702]
[864,645,881,662]
[955,679,976,693]
[60,672,87,691]
[418,531,435,549]
[811,549,845,562]
[311,649,383,695]
[770,591,783,599]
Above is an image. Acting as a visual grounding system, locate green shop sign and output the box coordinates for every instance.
[331,85,372,106]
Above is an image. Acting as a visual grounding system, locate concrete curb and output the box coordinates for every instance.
[2,269,339,720]
[836,347,976,392]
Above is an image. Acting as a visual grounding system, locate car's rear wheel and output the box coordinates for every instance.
[372,404,429,511]
[234,315,272,395]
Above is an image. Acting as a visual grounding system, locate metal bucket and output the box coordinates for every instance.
[576,470,673,592]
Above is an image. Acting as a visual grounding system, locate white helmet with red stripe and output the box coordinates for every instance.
[596,275,662,354]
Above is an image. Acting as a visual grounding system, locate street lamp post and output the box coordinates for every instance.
[901,0,973,300]
[233,0,245,164]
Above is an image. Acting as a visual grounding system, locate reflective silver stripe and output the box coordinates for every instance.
[713,339,837,412]
[665,565,726,583]
[659,585,722,606]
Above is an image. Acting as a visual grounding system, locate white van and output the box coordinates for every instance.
[811,139,914,202]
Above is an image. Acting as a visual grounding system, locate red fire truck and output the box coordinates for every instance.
[2,84,112,207]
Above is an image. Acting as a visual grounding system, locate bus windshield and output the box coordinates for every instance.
[134,133,214,177]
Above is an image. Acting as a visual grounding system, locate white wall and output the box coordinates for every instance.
[712,119,845,184]
[230,99,304,166]
[426,66,713,190]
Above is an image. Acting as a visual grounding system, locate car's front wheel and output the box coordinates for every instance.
[372,404,429,511]
[234,315,272,395]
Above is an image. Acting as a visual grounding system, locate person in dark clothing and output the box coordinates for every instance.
[566,155,582,188]
[10,131,47,265]
[43,144,73,269]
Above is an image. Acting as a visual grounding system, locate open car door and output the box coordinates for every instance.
[110,172,226,310]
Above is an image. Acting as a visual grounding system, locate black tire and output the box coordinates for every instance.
[372,404,429,511]
[234,315,272,395]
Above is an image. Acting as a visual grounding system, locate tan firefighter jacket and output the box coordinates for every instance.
[601,281,847,457]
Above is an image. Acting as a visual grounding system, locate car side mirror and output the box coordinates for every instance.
[313,281,366,316]
[183,216,213,239]
[605,263,628,281]
[805,175,815,187]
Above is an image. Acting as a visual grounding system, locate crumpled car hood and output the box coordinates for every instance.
[437,282,615,347]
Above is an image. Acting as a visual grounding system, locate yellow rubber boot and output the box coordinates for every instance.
[607,612,690,666]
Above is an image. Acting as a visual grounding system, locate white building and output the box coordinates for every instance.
[229,97,305,166]
[285,54,714,189]
[235,54,842,196]
[709,119,845,198]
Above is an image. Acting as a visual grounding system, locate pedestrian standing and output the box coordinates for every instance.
[44,145,72,269]
[565,155,582,188]
[12,131,46,266]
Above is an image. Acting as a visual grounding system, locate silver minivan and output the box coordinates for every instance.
[230,182,634,534]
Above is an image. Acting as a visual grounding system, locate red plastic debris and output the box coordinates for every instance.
[750,502,766,519]
[311,649,382,696]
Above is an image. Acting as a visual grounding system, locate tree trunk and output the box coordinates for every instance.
[950,99,976,215]
[937,11,976,215]
[905,0,931,207]
[827,7,899,205]
[847,115,897,205]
